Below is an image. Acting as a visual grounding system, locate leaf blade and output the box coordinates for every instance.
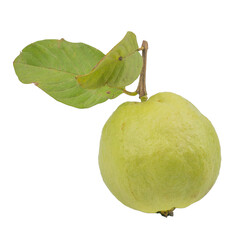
[14,39,123,108]
[76,32,143,89]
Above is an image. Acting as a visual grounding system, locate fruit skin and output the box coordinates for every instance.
[99,92,221,213]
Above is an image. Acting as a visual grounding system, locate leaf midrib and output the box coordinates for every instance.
[14,61,78,76]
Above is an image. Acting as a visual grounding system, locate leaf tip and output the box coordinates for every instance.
[58,38,65,48]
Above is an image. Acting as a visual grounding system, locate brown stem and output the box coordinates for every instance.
[137,40,148,101]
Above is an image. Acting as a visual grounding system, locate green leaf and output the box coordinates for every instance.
[76,32,143,89]
[13,39,123,108]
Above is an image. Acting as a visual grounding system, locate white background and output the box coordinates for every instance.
[1,0,240,239]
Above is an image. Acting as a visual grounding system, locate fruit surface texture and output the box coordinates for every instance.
[99,92,221,213]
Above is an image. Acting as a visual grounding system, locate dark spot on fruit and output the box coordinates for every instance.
[191,193,198,198]
[34,82,39,86]
[106,91,111,94]
[118,56,123,61]
[121,123,125,131]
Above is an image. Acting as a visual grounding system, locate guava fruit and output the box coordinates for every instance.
[98,92,221,216]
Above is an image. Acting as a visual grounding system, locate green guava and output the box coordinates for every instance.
[98,92,221,215]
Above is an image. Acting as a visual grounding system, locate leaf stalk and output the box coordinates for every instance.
[122,89,138,96]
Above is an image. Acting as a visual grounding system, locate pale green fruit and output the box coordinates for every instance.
[99,92,221,214]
